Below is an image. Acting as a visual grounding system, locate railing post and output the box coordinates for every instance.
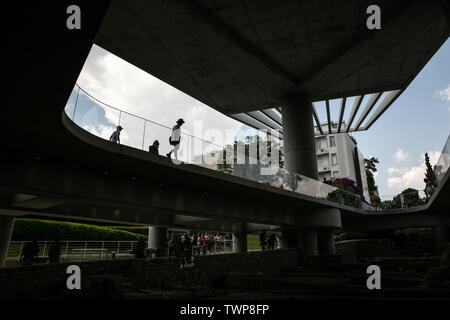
[117,241,120,255]
[142,120,147,150]
[42,241,47,257]
[65,241,69,261]
[101,241,104,259]
[84,241,87,259]
[72,86,80,120]
[18,241,24,262]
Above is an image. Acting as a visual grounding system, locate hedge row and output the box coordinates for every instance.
[12,219,146,241]
[11,219,263,250]
[109,226,148,236]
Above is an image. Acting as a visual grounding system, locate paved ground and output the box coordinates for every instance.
[123,256,450,300]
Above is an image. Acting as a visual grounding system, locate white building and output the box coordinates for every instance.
[314,122,370,203]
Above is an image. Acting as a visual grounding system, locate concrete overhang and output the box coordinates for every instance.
[95,0,448,115]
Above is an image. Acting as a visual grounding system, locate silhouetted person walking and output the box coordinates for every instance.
[267,233,276,251]
[109,125,123,144]
[20,240,39,265]
[48,240,61,263]
[134,237,146,258]
[149,140,159,154]
[167,118,185,160]
[182,232,191,267]
[259,230,267,251]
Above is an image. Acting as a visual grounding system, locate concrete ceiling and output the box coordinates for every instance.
[95,0,448,115]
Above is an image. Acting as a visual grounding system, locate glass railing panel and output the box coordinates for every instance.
[142,120,172,155]
[118,112,146,149]
[434,134,450,184]
[64,84,364,207]
[71,89,121,140]
[65,87,79,120]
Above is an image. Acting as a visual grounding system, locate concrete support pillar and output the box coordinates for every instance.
[0,215,15,268]
[298,228,318,256]
[317,229,335,255]
[276,231,297,249]
[232,233,247,253]
[148,226,167,257]
[281,92,318,179]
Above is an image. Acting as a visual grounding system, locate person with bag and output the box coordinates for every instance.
[109,125,123,144]
[166,118,185,160]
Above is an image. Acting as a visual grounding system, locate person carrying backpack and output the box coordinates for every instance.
[166,118,185,160]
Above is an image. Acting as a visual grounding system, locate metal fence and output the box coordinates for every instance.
[7,241,137,263]
[7,240,239,264]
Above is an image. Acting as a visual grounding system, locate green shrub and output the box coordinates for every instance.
[109,226,148,236]
[327,188,361,207]
[12,219,146,241]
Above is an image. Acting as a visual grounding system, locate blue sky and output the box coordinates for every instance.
[75,39,449,200]
[350,39,450,199]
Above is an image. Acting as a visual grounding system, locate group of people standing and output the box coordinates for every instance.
[109,118,185,160]
[19,240,61,265]
[259,230,277,251]
[168,233,232,267]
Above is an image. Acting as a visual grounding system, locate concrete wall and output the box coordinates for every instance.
[188,249,300,285]
[335,239,391,262]
[0,258,180,299]
[0,249,300,299]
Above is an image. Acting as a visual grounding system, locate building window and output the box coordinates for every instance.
[315,140,321,152]
[329,136,336,147]
[332,123,338,129]
[331,153,338,166]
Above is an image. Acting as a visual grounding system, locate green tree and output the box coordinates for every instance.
[364,157,381,206]
[217,135,283,174]
[392,188,424,208]
[423,152,437,200]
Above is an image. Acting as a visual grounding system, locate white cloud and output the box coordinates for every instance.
[387,150,441,192]
[394,149,408,162]
[76,45,244,149]
[387,167,408,175]
[436,84,450,101]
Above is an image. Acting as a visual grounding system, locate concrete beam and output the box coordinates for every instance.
[246,111,283,132]
[346,95,364,132]
[325,100,332,134]
[261,109,283,127]
[364,90,402,130]
[354,92,382,130]
[337,97,346,133]
[230,113,283,139]
[311,103,324,135]
[299,0,444,98]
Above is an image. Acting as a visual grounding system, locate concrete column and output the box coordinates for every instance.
[281,92,318,179]
[148,226,167,257]
[232,233,247,253]
[276,231,297,249]
[298,228,318,256]
[317,229,335,255]
[0,215,15,268]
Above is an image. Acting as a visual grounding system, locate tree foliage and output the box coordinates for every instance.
[423,152,438,200]
[324,177,361,207]
[364,157,381,206]
[392,188,425,208]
